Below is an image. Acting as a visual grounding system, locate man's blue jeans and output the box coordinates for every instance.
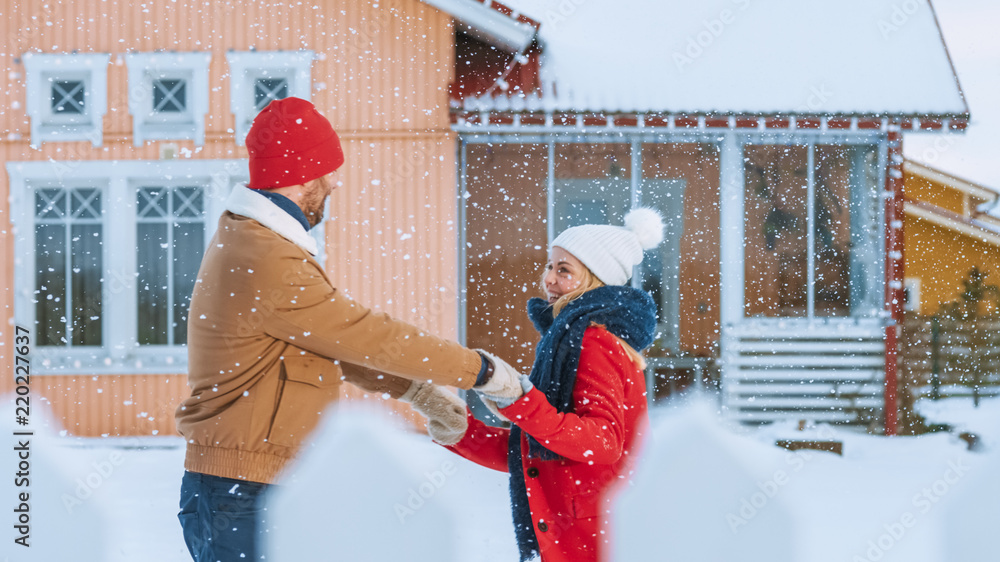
[178,471,270,561]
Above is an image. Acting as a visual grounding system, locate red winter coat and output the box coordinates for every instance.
[448,325,649,562]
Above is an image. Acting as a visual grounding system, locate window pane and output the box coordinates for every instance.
[553,143,631,233]
[640,142,721,357]
[813,146,852,317]
[173,186,204,218]
[744,145,809,317]
[52,80,85,114]
[254,78,289,111]
[35,223,67,345]
[71,187,102,218]
[465,143,549,369]
[70,224,103,346]
[36,188,66,219]
[172,222,204,345]
[137,223,169,345]
[138,187,168,218]
[815,144,882,317]
[153,79,186,112]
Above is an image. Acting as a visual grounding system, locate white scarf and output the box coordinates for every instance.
[224,184,319,256]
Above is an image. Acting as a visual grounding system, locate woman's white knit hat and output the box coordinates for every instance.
[551,208,665,286]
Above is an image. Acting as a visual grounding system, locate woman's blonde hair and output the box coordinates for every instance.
[539,266,647,369]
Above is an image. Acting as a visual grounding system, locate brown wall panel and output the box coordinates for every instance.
[465,143,549,369]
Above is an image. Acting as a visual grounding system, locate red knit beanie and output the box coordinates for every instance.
[245,97,345,190]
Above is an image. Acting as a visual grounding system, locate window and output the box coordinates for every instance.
[742,143,883,319]
[462,140,722,364]
[51,80,86,115]
[34,186,104,347]
[254,78,289,111]
[23,53,110,146]
[126,52,211,146]
[227,51,314,144]
[8,159,248,374]
[136,186,205,346]
[152,79,187,113]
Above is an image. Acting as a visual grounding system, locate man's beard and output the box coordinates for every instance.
[302,178,330,228]
[303,194,327,228]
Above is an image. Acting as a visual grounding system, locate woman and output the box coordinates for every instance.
[408,208,663,562]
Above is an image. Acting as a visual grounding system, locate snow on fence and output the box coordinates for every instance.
[613,405,798,561]
[262,402,999,562]
[266,408,458,561]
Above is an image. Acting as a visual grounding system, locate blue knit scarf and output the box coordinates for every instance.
[507,286,657,561]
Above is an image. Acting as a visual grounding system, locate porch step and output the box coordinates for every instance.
[722,326,885,424]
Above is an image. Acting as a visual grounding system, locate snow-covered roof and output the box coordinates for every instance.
[458,0,968,117]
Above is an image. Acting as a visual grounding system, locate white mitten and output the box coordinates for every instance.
[478,394,510,423]
[400,381,469,446]
[477,375,534,421]
[473,350,524,401]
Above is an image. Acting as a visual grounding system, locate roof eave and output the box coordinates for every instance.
[904,158,998,201]
[421,0,537,52]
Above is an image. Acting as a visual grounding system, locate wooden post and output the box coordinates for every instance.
[884,126,905,436]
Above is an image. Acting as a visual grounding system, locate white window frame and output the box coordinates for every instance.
[721,132,888,326]
[23,52,110,147]
[126,52,211,147]
[904,277,921,314]
[227,51,314,145]
[7,159,248,375]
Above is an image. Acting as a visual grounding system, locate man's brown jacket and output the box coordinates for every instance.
[176,186,480,483]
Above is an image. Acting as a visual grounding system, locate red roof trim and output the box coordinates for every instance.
[478,0,541,29]
[450,111,970,134]
[949,119,968,131]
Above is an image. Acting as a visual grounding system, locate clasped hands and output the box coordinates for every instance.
[401,350,529,445]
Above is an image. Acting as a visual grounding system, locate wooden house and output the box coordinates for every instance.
[0,0,970,437]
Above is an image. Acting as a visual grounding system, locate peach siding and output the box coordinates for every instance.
[0,0,457,436]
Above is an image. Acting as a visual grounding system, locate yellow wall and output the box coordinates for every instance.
[904,171,1000,315]
[0,0,457,436]
[905,173,968,216]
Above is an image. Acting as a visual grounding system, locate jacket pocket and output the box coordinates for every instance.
[266,354,340,448]
[571,491,602,519]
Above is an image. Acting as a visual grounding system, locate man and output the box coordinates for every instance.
[175,97,520,561]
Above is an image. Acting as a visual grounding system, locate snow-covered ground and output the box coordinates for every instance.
[9,395,998,561]
[7,412,519,562]
[612,394,1000,561]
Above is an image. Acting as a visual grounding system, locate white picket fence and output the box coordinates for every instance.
[264,403,998,562]
[10,402,997,562]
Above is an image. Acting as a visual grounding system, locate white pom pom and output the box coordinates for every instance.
[624,207,664,250]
